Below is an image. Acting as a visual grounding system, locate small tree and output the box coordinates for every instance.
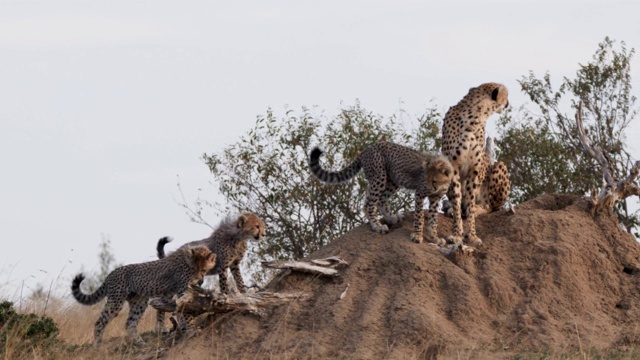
[82,234,119,292]
[500,37,639,233]
[201,101,442,263]
[495,107,589,203]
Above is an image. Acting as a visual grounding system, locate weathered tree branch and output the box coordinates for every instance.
[262,256,348,277]
[485,136,497,165]
[149,288,308,318]
[573,101,640,213]
[149,256,347,325]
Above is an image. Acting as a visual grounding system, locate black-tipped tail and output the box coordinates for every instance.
[71,273,107,305]
[308,146,362,184]
[157,236,172,259]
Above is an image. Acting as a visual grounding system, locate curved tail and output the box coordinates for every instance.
[71,274,107,305]
[308,147,362,184]
[156,236,172,259]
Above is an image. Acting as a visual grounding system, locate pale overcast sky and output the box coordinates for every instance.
[1,0,639,299]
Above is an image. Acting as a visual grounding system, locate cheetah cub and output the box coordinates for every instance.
[309,141,453,245]
[441,82,509,246]
[71,245,216,346]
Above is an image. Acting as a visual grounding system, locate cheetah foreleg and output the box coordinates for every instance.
[230,261,246,293]
[462,173,483,247]
[423,193,446,246]
[125,296,148,346]
[446,175,464,244]
[410,192,427,244]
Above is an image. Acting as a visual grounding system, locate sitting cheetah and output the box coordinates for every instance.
[154,213,266,332]
[469,161,511,216]
[71,245,216,345]
[443,138,511,216]
[441,82,509,246]
[309,141,453,245]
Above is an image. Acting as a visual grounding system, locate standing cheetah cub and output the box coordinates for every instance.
[71,245,216,346]
[441,82,509,246]
[309,142,453,245]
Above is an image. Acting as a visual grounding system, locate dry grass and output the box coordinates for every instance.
[3,298,640,360]
[2,296,162,360]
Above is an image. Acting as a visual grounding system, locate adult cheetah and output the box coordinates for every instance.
[441,82,509,246]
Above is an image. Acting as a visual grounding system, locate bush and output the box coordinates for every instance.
[0,300,59,354]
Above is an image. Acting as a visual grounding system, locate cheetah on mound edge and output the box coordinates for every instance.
[441,82,510,246]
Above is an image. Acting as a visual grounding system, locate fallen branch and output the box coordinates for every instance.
[150,287,307,317]
[149,256,346,334]
[262,256,348,277]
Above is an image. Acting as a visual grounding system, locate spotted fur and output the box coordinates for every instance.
[71,245,215,345]
[309,141,453,245]
[441,82,510,246]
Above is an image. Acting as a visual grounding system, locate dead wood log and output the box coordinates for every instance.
[149,256,345,323]
[149,287,308,317]
[262,256,348,277]
[572,101,640,213]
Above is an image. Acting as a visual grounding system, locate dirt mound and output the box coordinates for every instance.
[167,194,640,359]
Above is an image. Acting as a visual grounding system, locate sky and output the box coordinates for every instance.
[1,0,639,299]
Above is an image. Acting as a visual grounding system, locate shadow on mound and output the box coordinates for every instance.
[167,194,640,359]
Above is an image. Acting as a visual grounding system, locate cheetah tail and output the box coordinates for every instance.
[308,147,362,184]
[71,273,107,305]
[156,236,172,259]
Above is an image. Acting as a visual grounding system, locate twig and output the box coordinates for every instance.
[338,284,350,300]
[175,176,214,229]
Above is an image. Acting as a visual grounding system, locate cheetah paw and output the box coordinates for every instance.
[465,234,483,247]
[410,232,423,244]
[371,223,389,234]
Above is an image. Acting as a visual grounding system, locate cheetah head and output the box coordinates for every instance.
[470,82,509,114]
[187,246,217,280]
[236,213,267,241]
[424,155,454,195]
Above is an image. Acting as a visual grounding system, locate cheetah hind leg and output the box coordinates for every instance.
[365,197,389,234]
[378,185,404,227]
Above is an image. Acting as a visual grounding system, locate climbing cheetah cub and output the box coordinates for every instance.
[154,213,266,333]
[309,141,453,245]
[71,245,216,346]
[441,82,509,246]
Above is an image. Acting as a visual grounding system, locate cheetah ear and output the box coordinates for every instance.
[207,252,216,262]
[237,214,248,228]
[491,87,500,101]
[433,158,451,174]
